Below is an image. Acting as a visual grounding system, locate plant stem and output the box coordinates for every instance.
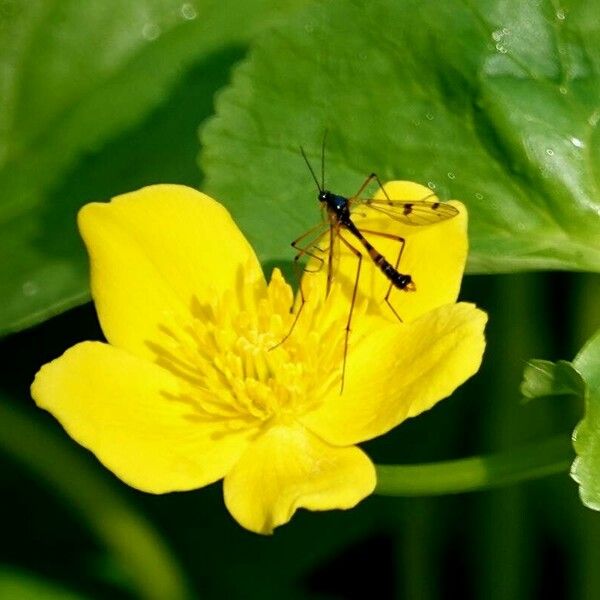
[0,397,191,600]
[375,434,572,496]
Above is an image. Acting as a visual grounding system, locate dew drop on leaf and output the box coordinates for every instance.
[180,3,197,20]
[142,22,161,41]
[570,137,585,149]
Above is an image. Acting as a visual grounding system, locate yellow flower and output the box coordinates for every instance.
[31,183,486,534]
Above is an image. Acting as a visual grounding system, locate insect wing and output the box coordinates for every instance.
[355,198,459,226]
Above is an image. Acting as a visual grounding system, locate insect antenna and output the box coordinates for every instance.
[300,145,322,192]
[321,129,328,190]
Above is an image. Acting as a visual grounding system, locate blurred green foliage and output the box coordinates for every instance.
[0,567,85,600]
[1,0,600,598]
[0,0,308,335]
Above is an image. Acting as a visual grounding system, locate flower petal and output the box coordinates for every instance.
[366,182,468,322]
[305,181,468,324]
[301,302,487,446]
[223,423,376,534]
[78,185,265,360]
[31,341,251,493]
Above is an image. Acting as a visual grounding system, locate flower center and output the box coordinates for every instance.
[153,269,346,431]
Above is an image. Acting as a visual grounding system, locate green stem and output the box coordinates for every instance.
[0,398,191,600]
[375,434,573,496]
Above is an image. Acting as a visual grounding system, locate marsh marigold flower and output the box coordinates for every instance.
[31,183,486,534]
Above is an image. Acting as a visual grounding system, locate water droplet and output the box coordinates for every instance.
[545,148,554,156]
[447,172,456,179]
[22,281,38,297]
[142,22,161,41]
[570,136,585,149]
[495,43,508,54]
[475,192,484,200]
[304,23,315,33]
[180,3,197,20]
[559,85,568,95]
[425,112,434,121]
[492,28,510,43]
[556,8,566,20]
[427,181,436,190]
[358,51,368,60]
[588,111,600,126]
[413,119,422,127]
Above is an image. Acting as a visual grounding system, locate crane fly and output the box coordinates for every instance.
[275,139,459,393]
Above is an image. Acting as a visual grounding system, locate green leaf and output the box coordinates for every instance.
[0,567,85,600]
[201,0,600,274]
[518,331,600,513]
[0,0,308,336]
[572,328,600,511]
[520,359,585,400]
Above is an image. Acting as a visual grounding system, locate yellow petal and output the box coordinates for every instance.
[304,181,468,324]
[301,302,487,446]
[78,185,265,361]
[31,342,251,493]
[223,423,376,534]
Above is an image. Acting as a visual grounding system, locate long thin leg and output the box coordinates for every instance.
[291,223,329,273]
[349,172,398,213]
[369,172,391,201]
[350,173,377,203]
[358,227,408,322]
[291,221,329,258]
[270,223,329,350]
[366,173,436,205]
[326,222,337,296]
[337,233,363,394]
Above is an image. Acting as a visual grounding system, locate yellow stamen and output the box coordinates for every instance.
[151,269,351,430]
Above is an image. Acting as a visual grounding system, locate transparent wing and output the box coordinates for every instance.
[352,197,459,226]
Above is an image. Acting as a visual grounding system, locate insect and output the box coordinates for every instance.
[278,139,459,392]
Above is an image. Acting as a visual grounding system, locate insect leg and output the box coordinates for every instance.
[366,173,437,206]
[350,173,378,202]
[337,233,363,394]
[270,223,329,350]
[326,223,337,296]
[369,173,392,201]
[291,223,329,273]
[350,172,401,208]
[358,228,407,322]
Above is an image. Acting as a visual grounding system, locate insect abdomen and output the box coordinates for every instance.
[363,241,412,290]
[377,256,412,289]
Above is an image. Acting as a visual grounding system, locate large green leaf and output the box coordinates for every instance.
[572,328,600,511]
[0,0,308,336]
[201,0,600,274]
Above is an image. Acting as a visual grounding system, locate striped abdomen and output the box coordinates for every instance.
[346,222,413,290]
[369,249,412,290]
